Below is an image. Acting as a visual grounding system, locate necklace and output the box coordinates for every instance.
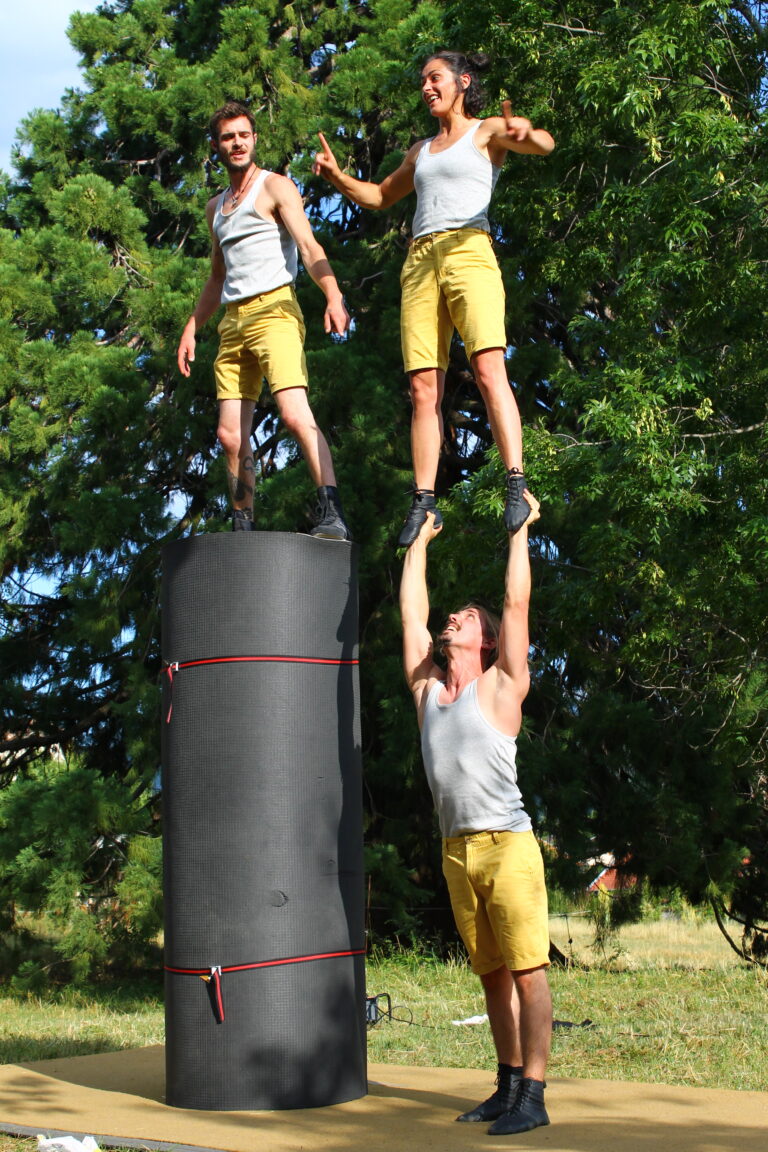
[226,164,257,209]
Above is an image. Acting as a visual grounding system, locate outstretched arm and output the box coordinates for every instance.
[268,174,350,335]
[400,513,443,712]
[495,491,540,692]
[313,132,418,210]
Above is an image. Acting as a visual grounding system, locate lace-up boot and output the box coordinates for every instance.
[487,1077,549,1135]
[456,1064,522,1123]
[504,468,530,534]
[397,489,443,548]
[232,509,255,531]
[310,486,351,540]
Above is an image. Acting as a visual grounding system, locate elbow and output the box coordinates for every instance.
[504,593,529,613]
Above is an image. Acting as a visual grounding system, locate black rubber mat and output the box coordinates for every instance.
[161,533,366,1110]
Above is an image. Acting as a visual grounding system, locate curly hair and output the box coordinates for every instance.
[423,50,491,117]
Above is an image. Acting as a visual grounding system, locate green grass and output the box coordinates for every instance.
[366,955,768,1092]
[0,980,164,1065]
[365,916,768,1092]
[0,918,765,1152]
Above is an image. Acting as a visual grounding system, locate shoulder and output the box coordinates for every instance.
[263,170,298,199]
[474,114,508,138]
[404,139,427,165]
[205,193,222,217]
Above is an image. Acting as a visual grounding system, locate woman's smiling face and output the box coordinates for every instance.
[420,58,469,117]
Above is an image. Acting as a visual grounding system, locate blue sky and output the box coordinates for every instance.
[1,0,103,175]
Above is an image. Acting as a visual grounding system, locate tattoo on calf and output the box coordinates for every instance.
[227,466,254,505]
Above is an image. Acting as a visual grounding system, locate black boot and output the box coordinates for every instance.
[232,509,255,531]
[310,486,351,540]
[487,1077,549,1135]
[504,468,530,535]
[456,1064,522,1123]
[397,489,443,548]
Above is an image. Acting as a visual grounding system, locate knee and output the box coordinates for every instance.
[279,404,315,439]
[474,364,509,399]
[479,964,510,993]
[216,422,240,455]
[511,966,548,998]
[409,374,441,412]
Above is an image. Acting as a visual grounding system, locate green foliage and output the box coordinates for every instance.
[0,758,161,985]
[1,0,767,975]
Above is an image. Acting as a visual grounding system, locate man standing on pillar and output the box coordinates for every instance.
[399,497,552,1135]
[177,101,351,539]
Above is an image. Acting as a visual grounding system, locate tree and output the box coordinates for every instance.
[1,1,767,975]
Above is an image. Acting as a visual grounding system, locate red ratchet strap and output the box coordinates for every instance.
[163,654,359,723]
[166,948,367,1024]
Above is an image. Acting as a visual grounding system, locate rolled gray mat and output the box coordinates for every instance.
[161,532,366,1110]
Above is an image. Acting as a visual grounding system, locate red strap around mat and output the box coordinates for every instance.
[163,654,359,722]
[165,948,367,1024]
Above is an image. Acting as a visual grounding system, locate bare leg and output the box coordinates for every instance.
[273,386,336,488]
[408,367,445,490]
[471,348,523,472]
[512,966,552,1082]
[456,966,523,1123]
[217,398,257,513]
[479,965,523,1067]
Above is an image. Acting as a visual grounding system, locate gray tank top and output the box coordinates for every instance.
[420,678,532,837]
[213,170,299,303]
[411,121,502,239]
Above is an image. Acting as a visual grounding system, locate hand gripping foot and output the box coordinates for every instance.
[398,489,443,548]
[504,469,530,535]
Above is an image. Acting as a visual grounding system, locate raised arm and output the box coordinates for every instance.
[495,491,541,690]
[399,514,443,712]
[267,174,350,335]
[177,198,226,376]
[479,101,555,161]
[313,132,418,210]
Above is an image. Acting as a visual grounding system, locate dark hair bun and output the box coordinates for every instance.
[466,51,491,72]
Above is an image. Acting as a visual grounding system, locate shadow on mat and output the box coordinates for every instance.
[0,1039,133,1065]
[10,1050,767,1152]
[22,1045,166,1103]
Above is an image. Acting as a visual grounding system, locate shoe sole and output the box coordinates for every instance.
[397,513,444,548]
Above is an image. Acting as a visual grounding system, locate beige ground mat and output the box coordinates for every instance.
[0,1046,765,1152]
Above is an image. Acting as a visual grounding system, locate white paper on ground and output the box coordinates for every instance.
[451,1013,489,1025]
[37,1136,100,1152]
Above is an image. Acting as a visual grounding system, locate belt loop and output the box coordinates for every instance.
[491,831,499,844]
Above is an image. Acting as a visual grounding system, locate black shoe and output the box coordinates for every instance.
[232,509,255,531]
[397,489,443,548]
[310,486,351,540]
[456,1067,522,1123]
[487,1077,549,1136]
[504,469,530,535]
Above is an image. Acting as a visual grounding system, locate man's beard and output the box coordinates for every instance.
[222,147,255,173]
[435,627,455,656]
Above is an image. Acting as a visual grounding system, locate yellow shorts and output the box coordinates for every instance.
[400,228,507,373]
[214,284,308,400]
[442,830,550,975]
